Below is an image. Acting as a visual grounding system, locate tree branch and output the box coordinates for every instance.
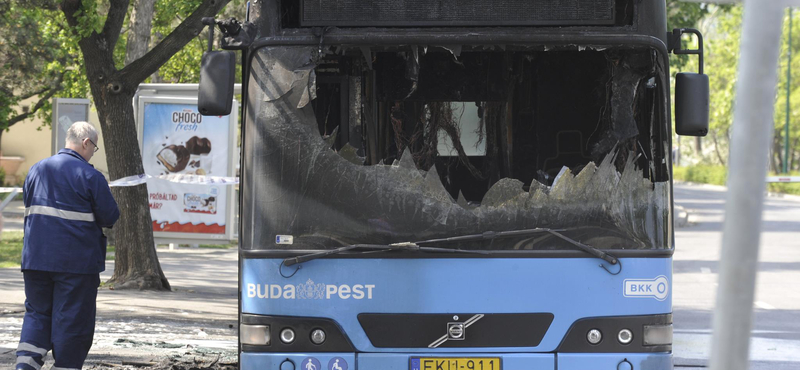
[59,0,81,28]
[6,85,63,128]
[19,86,52,101]
[119,0,231,84]
[102,0,131,52]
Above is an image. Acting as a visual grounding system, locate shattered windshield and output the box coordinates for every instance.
[242,45,672,251]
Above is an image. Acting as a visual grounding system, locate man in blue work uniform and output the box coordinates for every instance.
[15,122,120,370]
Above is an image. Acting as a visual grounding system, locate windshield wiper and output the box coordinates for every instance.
[414,228,619,266]
[283,228,618,274]
[283,242,489,267]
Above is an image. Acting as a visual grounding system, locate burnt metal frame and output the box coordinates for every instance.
[239,31,675,260]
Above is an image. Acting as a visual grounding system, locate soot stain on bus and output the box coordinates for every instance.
[244,44,671,252]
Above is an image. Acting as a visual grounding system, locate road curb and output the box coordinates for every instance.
[674,205,690,228]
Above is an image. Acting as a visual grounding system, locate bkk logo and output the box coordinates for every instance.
[247,279,375,300]
[623,275,669,301]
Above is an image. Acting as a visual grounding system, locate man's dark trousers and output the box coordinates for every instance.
[16,270,100,370]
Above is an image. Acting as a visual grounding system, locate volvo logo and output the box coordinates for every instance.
[428,314,484,348]
[448,323,465,340]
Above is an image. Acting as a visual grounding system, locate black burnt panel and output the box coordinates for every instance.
[301,0,615,27]
[557,313,672,353]
[358,313,554,348]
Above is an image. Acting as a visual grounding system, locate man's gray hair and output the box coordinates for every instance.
[66,121,99,146]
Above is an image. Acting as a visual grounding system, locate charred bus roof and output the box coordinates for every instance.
[249,0,667,47]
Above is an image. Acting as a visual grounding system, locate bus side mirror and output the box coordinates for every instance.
[670,28,709,137]
[675,72,709,136]
[198,50,236,116]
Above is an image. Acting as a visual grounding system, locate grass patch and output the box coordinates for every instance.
[0,231,24,268]
[673,165,800,195]
[1,233,117,265]
[199,243,237,249]
[154,242,237,249]
[767,171,800,195]
[0,192,24,201]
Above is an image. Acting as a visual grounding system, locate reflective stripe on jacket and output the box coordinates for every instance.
[22,149,120,273]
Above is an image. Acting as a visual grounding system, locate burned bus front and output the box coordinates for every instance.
[239,1,674,369]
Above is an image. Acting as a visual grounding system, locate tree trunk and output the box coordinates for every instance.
[61,0,230,290]
[94,89,170,290]
[711,131,727,166]
[82,40,170,291]
[125,0,156,66]
[771,136,784,174]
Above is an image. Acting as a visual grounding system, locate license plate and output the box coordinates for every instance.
[410,357,502,370]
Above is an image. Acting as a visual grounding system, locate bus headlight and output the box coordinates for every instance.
[586,329,602,344]
[643,324,672,346]
[240,324,270,345]
[280,328,296,344]
[617,328,633,344]
[310,329,326,344]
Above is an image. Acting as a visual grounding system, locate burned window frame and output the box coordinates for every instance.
[240,35,675,255]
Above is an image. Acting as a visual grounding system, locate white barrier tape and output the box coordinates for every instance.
[108,174,239,187]
[766,176,800,183]
[0,187,23,193]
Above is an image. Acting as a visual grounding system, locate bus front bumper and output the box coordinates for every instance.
[240,352,673,370]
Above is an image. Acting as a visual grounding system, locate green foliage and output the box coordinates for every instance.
[675,5,800,172]
[0,0,246,131]
[772,9,800,172]
[674,165,728,186]
[665,1,731,71]
[0,1,90,132]
[671,166,687,181]
[73,0,104,38]
[673,166,800,195]
[767,172,800,195]
[152,0,246,83]
[0,231,24,268]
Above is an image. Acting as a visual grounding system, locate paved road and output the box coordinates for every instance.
[672,183,800,369]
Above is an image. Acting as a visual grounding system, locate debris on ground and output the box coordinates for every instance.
[88,354,237,370]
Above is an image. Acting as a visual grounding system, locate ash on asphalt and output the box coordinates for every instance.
[1,311,238,369]
[86,356,238,370]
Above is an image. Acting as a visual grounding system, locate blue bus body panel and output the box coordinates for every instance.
[358,353,554,370]
[241,353,356,370]
[241,353,672,370]
[242,257,671,353]
[558,353,673,369]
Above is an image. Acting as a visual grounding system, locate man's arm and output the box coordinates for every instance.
[22,164,35,208]
[89,172,120,228]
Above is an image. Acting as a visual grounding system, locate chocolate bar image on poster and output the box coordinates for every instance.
[157,144,191,172]
[187,136,212,155]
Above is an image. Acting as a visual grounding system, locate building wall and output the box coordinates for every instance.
[1,101,109,185]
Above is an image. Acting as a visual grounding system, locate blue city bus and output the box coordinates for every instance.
[201,1,708,369]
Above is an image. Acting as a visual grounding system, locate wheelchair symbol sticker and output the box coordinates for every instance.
[328,357,347,370]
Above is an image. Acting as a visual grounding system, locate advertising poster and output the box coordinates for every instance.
[141,101,232,235]
[52,98,90,155]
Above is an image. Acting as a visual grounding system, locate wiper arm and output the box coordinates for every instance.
[283,242,489,267]
[283,228,618,270]
[414,228,618,266]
